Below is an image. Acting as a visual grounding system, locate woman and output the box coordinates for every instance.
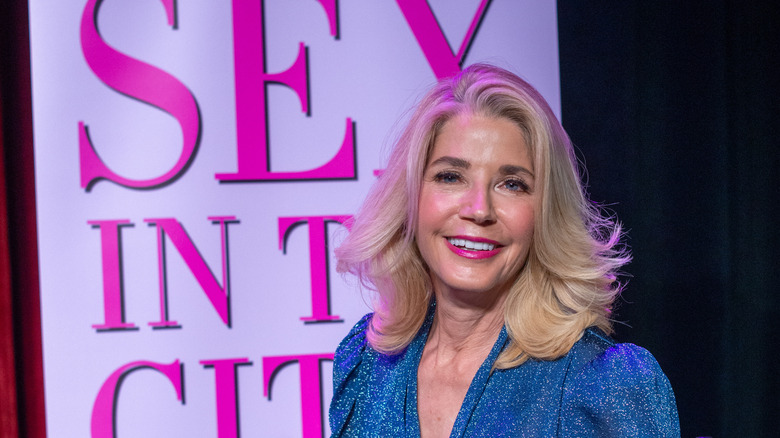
[330,64,679,437]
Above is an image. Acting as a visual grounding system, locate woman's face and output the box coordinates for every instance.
[416,113,536,301]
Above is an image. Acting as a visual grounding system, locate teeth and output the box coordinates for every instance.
[447,238,495,251]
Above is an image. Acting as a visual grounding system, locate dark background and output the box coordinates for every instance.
[2,1,779,437]
[558,2,779,437]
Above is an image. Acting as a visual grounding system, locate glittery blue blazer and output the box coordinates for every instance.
[329,311,680,437]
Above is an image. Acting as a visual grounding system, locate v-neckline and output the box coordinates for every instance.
[405,303,510,438]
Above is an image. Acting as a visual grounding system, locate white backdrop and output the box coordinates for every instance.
[28,1,561,436]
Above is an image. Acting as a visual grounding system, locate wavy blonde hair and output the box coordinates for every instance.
[336,64,629,368]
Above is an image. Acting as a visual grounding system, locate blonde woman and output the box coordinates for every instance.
[330,64,679,437]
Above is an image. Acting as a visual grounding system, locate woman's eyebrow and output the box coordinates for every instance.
[499,164,534,178]
[428,156,470,169]
[428,157,534,178]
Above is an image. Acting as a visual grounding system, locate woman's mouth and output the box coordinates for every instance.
[445,236,502,259]
[446,237,496,251]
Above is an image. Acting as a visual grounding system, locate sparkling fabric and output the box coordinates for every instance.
[329,306,680,437]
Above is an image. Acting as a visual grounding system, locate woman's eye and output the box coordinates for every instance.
[434,171,460,183]
[502,178,529,192]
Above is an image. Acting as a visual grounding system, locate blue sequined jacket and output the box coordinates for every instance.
[329,311,680,437]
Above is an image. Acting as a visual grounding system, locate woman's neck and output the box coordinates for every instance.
[416,289,506,438]
[427,288,506,355]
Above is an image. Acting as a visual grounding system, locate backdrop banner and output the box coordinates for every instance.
[28,1,560,436]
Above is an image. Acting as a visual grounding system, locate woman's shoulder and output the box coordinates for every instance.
[559,328,681,436]
[330,313,373,436]
[567,328,670,383]
[333,313,373,378]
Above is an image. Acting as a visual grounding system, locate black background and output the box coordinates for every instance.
[558,2,779,436]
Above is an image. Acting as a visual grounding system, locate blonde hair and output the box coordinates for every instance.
[336,64,629,368]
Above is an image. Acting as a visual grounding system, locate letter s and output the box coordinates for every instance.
[79,0,200,190]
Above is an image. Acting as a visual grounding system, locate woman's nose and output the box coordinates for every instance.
[459,185,496,224]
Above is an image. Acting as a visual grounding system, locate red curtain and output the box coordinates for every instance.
[1,86,20,438]
[1,1,46,437]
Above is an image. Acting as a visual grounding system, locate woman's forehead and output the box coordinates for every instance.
[428,114,533,164]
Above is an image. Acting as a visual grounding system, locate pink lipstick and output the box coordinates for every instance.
[445,236,502,259]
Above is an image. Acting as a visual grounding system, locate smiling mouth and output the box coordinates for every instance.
[446,237,497,251]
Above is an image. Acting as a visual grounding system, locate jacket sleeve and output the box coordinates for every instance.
[559,342,681,437]
[329,313,372,437]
